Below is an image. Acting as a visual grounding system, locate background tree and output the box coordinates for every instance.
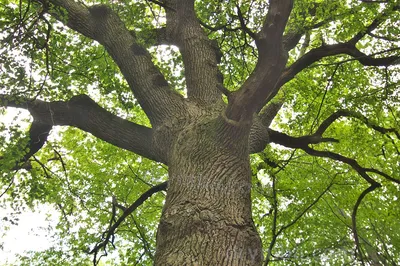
[0,0,399,265]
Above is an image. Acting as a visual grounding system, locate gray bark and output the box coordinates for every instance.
[154,109,263,265]
[6,0,397,265]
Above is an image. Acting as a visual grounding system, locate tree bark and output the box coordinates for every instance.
[154,113,263,265]
[7,1,398,265]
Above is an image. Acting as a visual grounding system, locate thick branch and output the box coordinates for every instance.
[37,0,185,124]
[249,115,270,154]
[134,27,175,47]
[268,129,338,149]
[0,94,165,164]
[226,1,293,121]
[0,120,51,171]
[23,121,52,162]
[257,0,294,49]
[16,121,52,169]
[259,101,284,128]
[164,0,224,105]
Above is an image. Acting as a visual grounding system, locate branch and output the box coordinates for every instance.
[283,11,333,51]
[164,0,224,105]
[89,181,167,263]
[361,0,389,3]
[249,115,270,154]
[0,94,165,164]
[302,146,382,186]
[147,0,174,11]
[36,0,185,125]
[315,109,400,139]
[352,185,380,264]
[349,4,399,45]
[278,3,400,91]
[268,129,399,185]
[248,102,284,154]
[236,4,257,39]
[277,181,333,236]
[265,175,333,265]
[268,129,339,149]
[257,0,294,49]
[268,107,400,185]
[0,120,52,171]
[226,1,294,121]
[134,27,175,47]
[259,101,284,127]
[198,20,241,33]
[282,0,389,52]
[22,121,52,163]
[279,44,400,90]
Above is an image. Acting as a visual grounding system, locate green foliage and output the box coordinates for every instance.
[0,0,399,265]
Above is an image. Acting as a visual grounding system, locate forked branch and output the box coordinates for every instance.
[278,3,400,91]
[0,94,164,163]
[268,108,400,186]
[226,0,294,120]
[279,44,399,90]
[89,181,167,265]
[164,0,224,105]
[34,0,185,124]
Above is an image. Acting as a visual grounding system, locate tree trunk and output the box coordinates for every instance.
[154,113,263,265]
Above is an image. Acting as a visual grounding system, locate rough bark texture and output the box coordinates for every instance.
[154,106,263,265]
[2,0,399,265]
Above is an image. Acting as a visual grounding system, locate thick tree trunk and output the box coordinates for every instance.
[154,114,263,265]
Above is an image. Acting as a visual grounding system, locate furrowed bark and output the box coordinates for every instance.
[38,0,186,125]
[155,113,263,265]
[164,0,224,105]
[22,121,52,163]
[0,94,164,164]
[0,120,52,171]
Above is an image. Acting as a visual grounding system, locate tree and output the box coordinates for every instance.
[0,0,399,265]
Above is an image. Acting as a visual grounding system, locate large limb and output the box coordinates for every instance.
[36,0,185,125]
[19,121,52,168]
[248,102,284,154]
[0,94,165,164]
[0,120,51,171]
[164,0,224,105]
[226,0,294,121]
[277,4,400,94]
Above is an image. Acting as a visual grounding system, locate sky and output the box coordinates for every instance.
[0,204,58,265]
[0,109,58,264]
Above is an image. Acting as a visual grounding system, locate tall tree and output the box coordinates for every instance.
[0,0,399,265]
